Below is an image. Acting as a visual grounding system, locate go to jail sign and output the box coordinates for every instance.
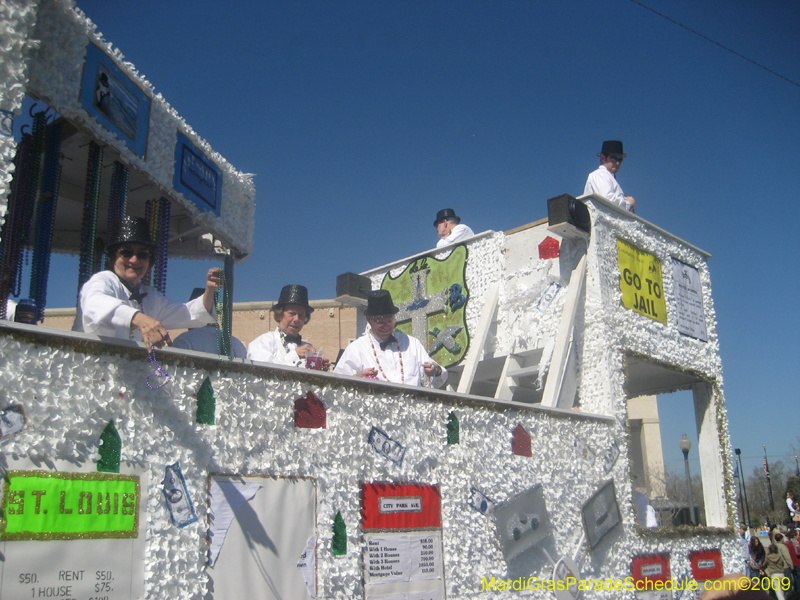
[616,239,667,325]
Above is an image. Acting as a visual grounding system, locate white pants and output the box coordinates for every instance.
[771,573,786,600]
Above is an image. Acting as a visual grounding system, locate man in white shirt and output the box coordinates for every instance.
[247,284,328,368]
[334,290,446,387]
[583,140,636,212]
[74,216,218,350]
[434,209,475,247]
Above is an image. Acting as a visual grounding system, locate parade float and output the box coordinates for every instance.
[0,1,738,599]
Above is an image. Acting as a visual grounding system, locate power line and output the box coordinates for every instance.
[629,0,800,89]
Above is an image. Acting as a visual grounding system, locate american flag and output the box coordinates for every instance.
[764,457,770,477]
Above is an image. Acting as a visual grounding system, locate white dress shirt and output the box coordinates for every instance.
[74,270,215,341]
[437,223,475,247]
[583,165,631,211]
[334,328,447,387]
[247,328,306,367]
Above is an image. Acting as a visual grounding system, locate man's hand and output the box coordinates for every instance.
[296,343,316,358]
[423,362,442,377]
[626,196,636,212]
[132,311,172,351]
[203,268,222,314]
[356,368,378,378]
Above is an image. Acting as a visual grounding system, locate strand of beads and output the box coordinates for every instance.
[0,128,36,316]
[77,141,103,301]
[28,121,63,323]
[106,161,129,228]
[146,349,172,390]
[142,199,157,287]
[8,112,47,301]
[214,266,233,360]
[152,197,170,294]
[101,161,129,273]
[369,334,404,383]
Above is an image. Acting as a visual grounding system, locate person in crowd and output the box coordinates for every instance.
[740,525,753,575]
[434,208,474,248]
[583,140,636,212]
[247,284,328,368]
[786,530,800,591]
[750,536,766,579]
[769,523,780,544]
[774,533,794,594]
[761,544,790,600]
[334,290,446,387]
[74,216,218,350]
[786,492,796,520]
[171,288,247,359]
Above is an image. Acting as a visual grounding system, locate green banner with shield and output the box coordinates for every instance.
[381,245,469,367]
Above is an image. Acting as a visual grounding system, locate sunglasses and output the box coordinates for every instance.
[118,248,152,260]
[607,156,624,164]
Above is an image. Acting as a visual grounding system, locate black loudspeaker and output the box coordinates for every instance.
[547,193,591,240]
[336,272,372,299]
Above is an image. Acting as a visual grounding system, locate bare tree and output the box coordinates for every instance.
[745,460,788,527]
[665,469,705,506]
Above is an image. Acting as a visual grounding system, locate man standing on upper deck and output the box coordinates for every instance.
[434,208,474,247]
[334,290,446,388]
[583,140,636,212]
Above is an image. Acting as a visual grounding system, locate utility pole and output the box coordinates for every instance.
[735,448,751,528]
[764,446,775,512]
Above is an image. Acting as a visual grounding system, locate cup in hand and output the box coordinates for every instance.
[306,352,324,370]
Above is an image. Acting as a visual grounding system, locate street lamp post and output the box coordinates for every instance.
[680,434,696,525]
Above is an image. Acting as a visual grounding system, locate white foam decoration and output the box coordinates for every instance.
[0,329,739,598]
[355,205,736,597]
[0,0,40,233]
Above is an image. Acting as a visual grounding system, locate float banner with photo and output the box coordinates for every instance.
[174,131,223,217]
[80,41,150,158]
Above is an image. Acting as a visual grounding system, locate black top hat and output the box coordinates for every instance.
[364,290,399,317]
[434,208,461,227]
[599,140,626,157]
[273,284,314,313]
[105,216,157,254]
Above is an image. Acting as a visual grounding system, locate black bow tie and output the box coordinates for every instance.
[115,273,147,304]
[284,334,302,345]
[380,335,397,351]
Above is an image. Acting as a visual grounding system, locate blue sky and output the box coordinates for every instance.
[23,1,800,481]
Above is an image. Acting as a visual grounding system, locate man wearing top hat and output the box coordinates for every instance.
[74,216,219,350]
[334,290,447,387]
[583,140,636,212]
[247,284,329,368]
[434,208,475,248]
